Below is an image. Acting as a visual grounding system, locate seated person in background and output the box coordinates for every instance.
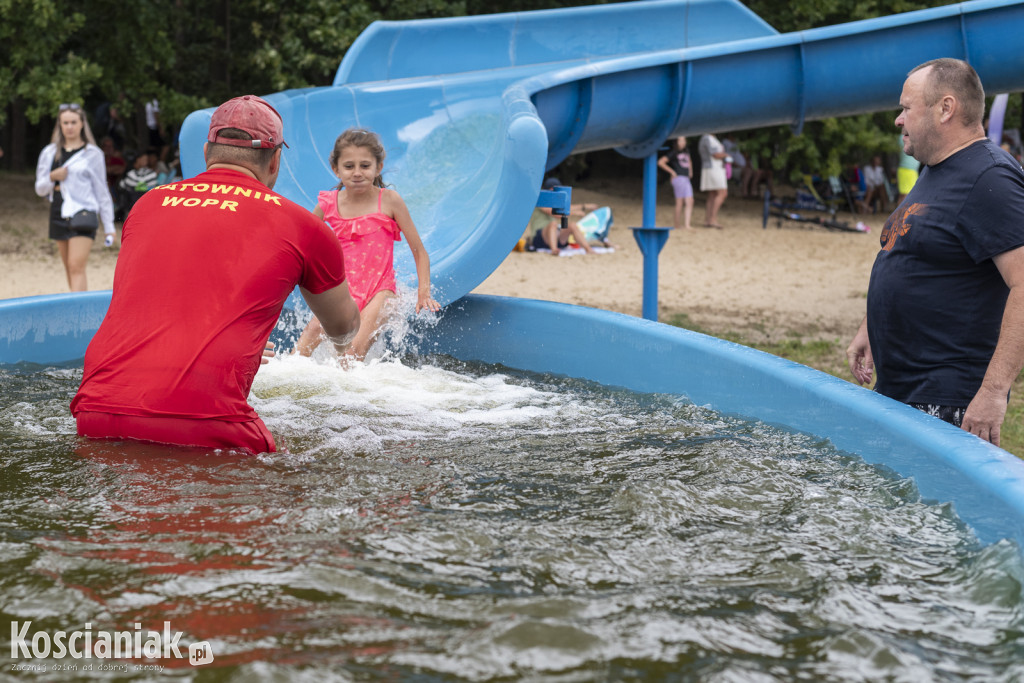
[118,150,160,214]
[142,146,174,186]
[741,154,774,199]
[859,155,889,214]
[158,146,182,185]
[526,177,600,255]
[101,136,126,190]
[101,136,127,220]
[1003,129,1024,164]
[528,206,597,256]
[1001,140,1022,165]
[120,150,160,191]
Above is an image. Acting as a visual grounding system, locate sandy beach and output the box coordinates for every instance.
[0,171,883,344]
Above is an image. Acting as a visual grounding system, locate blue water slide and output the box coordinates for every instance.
[178,0,1024,307]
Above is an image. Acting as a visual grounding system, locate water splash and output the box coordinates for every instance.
[273,285,442,364]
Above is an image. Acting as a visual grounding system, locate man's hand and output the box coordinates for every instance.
[962,385,1008,447]
[846,318,874,385]
[302,282,361,356]
[260,341,276,365]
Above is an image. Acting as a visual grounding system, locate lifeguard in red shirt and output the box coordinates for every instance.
[72,95,361,454]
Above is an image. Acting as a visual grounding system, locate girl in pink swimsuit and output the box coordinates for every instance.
[295,128,439,360]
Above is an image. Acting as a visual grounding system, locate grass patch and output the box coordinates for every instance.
[665,314,1024,459]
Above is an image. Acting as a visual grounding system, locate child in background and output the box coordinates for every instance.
[295,128,440,360]
[119,151,159,193]
[657,137,694,231]
[117,150,160,215]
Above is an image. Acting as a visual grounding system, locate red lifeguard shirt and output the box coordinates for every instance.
[71,168,346,423]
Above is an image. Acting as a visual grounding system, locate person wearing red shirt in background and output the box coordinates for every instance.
[72,95,360,454]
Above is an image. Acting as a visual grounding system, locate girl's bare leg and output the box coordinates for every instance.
[565,223,594,254]
[706,189,727,227]
[57,240,71,288]
[294,318,324,356]
[347,291,395,361]
[543,221,560,256]
[60,236,92,291]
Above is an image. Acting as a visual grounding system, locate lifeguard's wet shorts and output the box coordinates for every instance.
[76,411,276,454]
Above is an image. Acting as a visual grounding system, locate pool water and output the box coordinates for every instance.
[2,355,1023,681]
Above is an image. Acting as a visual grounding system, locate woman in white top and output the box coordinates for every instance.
[698,133,729,228]
[35,103,116,291]
[859,155,889,215]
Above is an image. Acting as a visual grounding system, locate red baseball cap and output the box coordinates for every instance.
[207,95,289,149]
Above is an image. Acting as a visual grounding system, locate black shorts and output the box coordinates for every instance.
[909,403,966,428]
[49,204,97,241]
[531,229,569,251]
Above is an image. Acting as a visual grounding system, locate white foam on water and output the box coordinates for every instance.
[251,349,568,457]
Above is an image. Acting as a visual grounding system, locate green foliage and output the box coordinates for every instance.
[1,0,1016,174]
[465,0,602,13]
[0,0,96,124]
[741,111,902,184]
[1,0,622,132]
[74,0,175,104]
[742,0,956,32]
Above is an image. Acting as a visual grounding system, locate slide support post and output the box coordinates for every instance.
[631,153,672,321]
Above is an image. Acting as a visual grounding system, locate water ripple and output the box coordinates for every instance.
[0,357,1022,680]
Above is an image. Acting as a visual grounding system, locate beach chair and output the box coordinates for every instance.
[799,174,856,215]
[762,190,869,233]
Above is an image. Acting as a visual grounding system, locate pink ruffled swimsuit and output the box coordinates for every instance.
[318,188,402,311]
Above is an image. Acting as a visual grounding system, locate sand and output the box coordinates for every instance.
[0,171,884,344]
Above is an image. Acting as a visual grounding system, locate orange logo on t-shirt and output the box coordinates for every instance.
[879,202,927,251]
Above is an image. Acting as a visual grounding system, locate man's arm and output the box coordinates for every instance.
[300,283,360,355]
[846,316,874,386]
[962,245,1024,447]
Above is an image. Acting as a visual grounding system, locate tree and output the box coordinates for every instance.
[741,0,948,32]
[1,0,98,167]
[0,0,100,124]
[1,0,1000,177]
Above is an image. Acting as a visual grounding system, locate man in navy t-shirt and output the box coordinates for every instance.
[847,58,1024,447]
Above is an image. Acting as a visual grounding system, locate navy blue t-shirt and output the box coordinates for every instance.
[867,138,1024,406]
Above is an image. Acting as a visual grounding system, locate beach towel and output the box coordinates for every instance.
[576,206,613,243]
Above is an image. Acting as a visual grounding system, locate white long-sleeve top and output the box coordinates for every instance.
[35,143,116,235]
[862,163,887,189]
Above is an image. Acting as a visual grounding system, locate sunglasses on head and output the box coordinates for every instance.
[59,103,82,112]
